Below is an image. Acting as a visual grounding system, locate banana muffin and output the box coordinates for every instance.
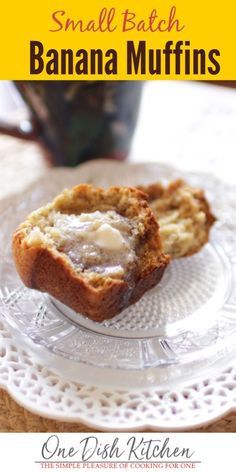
[12,184,169,321]
[139,179,215,258]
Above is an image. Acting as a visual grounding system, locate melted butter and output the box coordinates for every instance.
[47,210,138,279]
[89,223,125,250]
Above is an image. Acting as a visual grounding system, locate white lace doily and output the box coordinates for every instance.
[1,160,236,431]
[1,317,236,431]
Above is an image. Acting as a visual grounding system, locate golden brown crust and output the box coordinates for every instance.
[12,184,169,322]
[138,179,216,258]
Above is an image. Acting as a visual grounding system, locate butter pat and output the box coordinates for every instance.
[92,223,125,250]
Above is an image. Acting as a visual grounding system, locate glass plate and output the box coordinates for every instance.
[1,161,236,375]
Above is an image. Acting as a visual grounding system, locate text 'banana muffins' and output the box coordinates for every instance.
[12,184,169,321]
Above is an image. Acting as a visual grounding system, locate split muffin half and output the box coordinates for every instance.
[12,184,169,322]
[139,179,215,259]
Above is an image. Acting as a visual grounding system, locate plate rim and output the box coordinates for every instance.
[1,159,236,431]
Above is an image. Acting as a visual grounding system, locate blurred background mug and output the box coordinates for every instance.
[0,81,143,167]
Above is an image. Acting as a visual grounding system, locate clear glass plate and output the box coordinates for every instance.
[1,162,236,374]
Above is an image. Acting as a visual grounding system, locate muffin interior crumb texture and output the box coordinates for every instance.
[26,209,139,280]
[148,181,214,258]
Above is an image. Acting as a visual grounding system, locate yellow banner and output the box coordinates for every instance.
[0,0,235,79]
